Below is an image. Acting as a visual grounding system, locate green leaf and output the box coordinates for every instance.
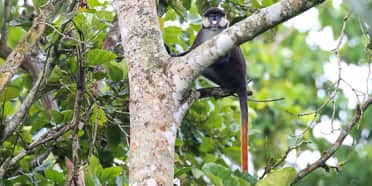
[256,167,296,186]
[51,110,64,124]
[7,27,26,48]
[87,49,117,66]
[164,8,177,21]
[62,109,73,122]
[19,156,34,171]
[202,163,231,179]
[84,155,103,186]
[32,0,48,11]
[169,0,187,22]
[87,0,101,8]
[0,86,20,101]
[21,126,33,143]
[202,163,231,185]
[175,167,192,177]
[262,0,274,6]
[73,13,90,35]
[224,146,241,165]
[120,59,128,80]
[105,61,123,82]
[183,0,192,9]
[90,155,103,176]
[235,176,251,186]
[3,101,16,115]
[224,175,240,186]
[199,137,214,152]
[204,172,223,186]
[45,169,65,184]
[191,168,204,179]
[234,170,258,185]
[48,66,64,83]
[163,26,183,45]
[90,104,108,126]
[100,167,122,182]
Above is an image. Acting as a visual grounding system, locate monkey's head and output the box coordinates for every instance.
[202,8,229,30]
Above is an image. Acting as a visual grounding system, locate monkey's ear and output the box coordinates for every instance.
[202,17,211,28]
[219,17,229,28]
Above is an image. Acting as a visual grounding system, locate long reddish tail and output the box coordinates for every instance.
[238,89,248,172]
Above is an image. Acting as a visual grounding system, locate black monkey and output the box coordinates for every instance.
[175,7,249,172]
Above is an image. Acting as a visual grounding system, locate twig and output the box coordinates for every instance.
[174,87,253,126]
[0,123,74,178]
[295,14,350,139]
[41,22,84,44]
[248,97,285,102]
[87,106,99,160]
[197,87,253,99]
[328,13,350,132]
[260,140,310,179]
[292,96,372,184]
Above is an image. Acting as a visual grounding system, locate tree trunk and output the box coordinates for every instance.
[115,1,179,185]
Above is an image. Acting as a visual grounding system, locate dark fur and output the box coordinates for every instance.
[177,8,249,171]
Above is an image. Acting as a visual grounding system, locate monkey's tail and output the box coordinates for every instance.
[238,89,248,172]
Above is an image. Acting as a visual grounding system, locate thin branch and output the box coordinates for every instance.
[0,123,74,178]
[294,14,350,139]
[174,87,253,125]
[292,96,372,184]
[41,22,85,44]
[68,27,86,186]
[0,0,11,57]
[328,14,351,131]
[248,97,285,102]
[0,48,54,143]
[0,0,63,95]
[260,140,310,179]
[197,87,253,99]
[0,0,9,42]
[87,107,99,161]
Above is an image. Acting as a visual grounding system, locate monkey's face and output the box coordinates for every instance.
[202,9,229,31]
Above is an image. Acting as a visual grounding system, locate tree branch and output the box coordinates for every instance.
[0,123,74,178]
[168,0,326,94]
[68,29,86,186]
[0,0,63,95]
[260,140,310,179]
[292,96,372,184]
[0,0,11,57]
[174,87,253,125]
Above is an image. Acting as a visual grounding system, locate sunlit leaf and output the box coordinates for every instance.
[7,27,26,48]
[257,167,296,186]
[87,49,117,66]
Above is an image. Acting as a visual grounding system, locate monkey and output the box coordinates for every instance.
[174,7,249,172]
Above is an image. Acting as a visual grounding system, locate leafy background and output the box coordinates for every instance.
[0,0,371,185]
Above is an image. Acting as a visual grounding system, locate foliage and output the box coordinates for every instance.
[0,0,371,185]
